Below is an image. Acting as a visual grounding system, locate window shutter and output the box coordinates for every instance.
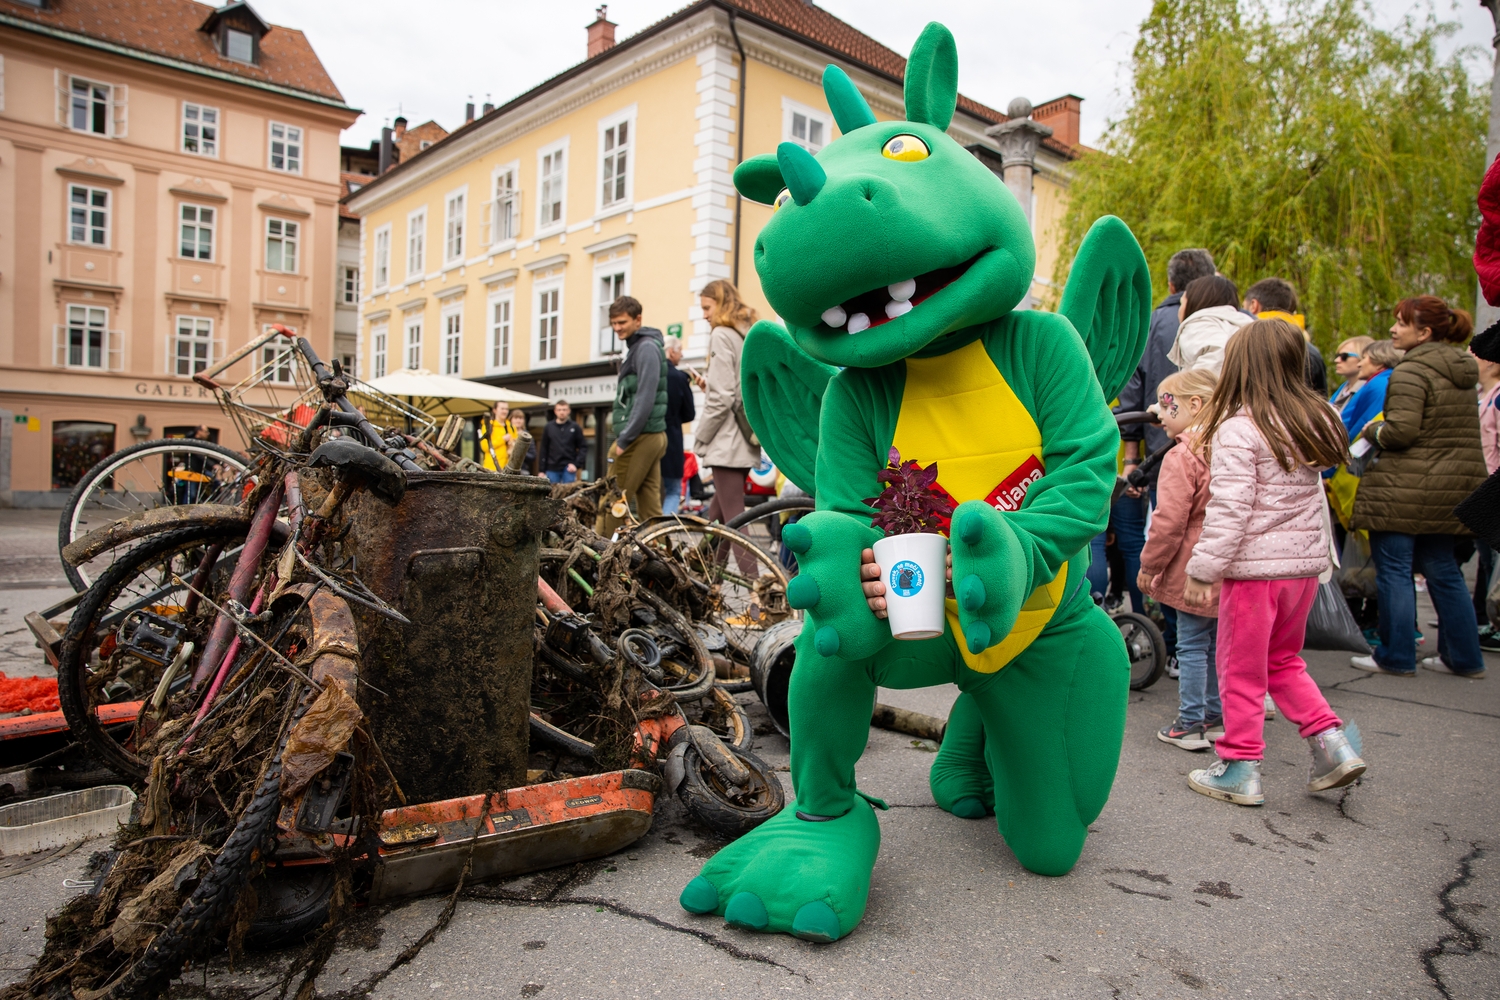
[512,189,522,241]
[111,84,128,138]
[0,56,7,114]
[55,69,67,126]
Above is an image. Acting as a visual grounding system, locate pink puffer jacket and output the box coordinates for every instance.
[1186,412,1331,584]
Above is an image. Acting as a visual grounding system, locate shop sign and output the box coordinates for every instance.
[547,376,617,406]
[133,382,217,400]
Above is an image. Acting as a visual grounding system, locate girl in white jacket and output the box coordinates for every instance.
[1169,274,1252,373]
[1180,319,1366,806]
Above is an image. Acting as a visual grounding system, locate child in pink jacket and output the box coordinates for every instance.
[1181,319,1366,806]
[1138,368,1222,750]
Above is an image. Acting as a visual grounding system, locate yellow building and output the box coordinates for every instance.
[346,1,1083,478]
[0,0,358,504]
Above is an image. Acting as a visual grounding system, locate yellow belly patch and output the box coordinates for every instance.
[891,338,1067,673]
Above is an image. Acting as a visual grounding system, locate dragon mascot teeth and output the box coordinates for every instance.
[679,22,1151,942]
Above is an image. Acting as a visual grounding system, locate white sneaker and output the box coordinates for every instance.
[1421,657,1486,679]
[1263,693,1277,720]
[1350,655,1414,677]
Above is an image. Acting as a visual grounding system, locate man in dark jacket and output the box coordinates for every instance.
[1243,277,1328,395]
[538,399,586,484]
[599,296,668,533]
[660,338,696,513]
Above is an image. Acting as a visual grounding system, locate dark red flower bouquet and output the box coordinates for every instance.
[864,447,953,536]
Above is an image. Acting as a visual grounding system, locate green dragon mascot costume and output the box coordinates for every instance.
[679,22,1152,942]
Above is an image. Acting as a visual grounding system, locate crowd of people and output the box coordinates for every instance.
[1114,247,1493,806]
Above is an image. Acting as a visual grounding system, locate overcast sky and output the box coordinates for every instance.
[246,1,1496,151]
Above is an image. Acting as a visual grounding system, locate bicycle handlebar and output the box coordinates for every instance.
[293,335,422,473]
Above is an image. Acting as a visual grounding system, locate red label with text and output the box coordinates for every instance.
[985,455,1045,512]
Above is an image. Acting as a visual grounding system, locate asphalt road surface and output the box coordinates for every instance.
[1,508,1494,999]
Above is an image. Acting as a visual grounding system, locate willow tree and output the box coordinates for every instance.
[1054,0,1487,351]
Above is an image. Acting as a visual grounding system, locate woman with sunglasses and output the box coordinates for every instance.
[1329,336,1373,409]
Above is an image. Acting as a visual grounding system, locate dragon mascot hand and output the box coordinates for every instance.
[679,22,1152,942]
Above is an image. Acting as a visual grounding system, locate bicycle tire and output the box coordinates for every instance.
[677,743,784,840]
[59,438,250,591]
[57,524,248,780]
[723,494,816,530]
[1115,611,1167,691]
[101,686,308,1000]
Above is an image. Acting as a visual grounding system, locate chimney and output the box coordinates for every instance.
[465,102,475,124]
[1031,95,1082,149]
[587,5,616,58]
[482,102,495,116]
[393,116,408,142]
[378,126,393,174]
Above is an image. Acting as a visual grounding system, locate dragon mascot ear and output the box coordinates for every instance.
[822,65,876,133]
[903,22,958,130]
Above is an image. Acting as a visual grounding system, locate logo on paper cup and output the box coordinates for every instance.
[889,560,924,598]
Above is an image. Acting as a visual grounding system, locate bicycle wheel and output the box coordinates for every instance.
[60,438,251,590]
[627,518,800,669]
[1115,611,1167,691]
[57,524,251,779]
[725,495,815,573]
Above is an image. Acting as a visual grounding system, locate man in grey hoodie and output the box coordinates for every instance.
[599,295,669,533]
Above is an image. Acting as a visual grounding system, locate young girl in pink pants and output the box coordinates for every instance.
[1181,319,1367,806]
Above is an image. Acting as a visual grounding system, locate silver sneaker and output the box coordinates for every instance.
[1307,723,1366,791]
[1188,758,1264,806]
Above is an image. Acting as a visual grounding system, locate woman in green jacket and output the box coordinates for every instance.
[1351,296,1488,678]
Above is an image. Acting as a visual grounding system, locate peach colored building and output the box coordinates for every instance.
[0,0,357,504]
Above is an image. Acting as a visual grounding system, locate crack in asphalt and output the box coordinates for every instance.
[1261,816,1317,851]
[1105,881,1171,901]
[1336,781,1368,826]
[1325,686,1500,719]
[1419,843,1488,1000]
[462,884,809,981]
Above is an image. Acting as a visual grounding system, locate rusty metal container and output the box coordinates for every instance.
[341,472,558,804]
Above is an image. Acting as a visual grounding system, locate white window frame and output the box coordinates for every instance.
[487,161,520,247]
[536,138,569,235]
[57,304,119,370]
[592,260,630,359]
[782,96,831,153]
[61,74,126,137]
[534,278,564,368]
[67,184,110,247]
[170,315,218,376]
[181,101,218,157]
[265,217,299,273]
[268,120,302,174]
[406,208,426,280]
[178,203,215,261]
[341,265,359,304]
[404,314,423,371]
[371,322,389,378]
[443,186,467,265]
[372,224,391,291]
[260,326,298,384]
[441,304,463,375]
[596,105,636,214]
[486,290,513,374]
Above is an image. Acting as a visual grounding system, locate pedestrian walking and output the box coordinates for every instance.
[695,279,761,575]
[478,400,520,473]
[1181,319,1364,806]
[1328,336,1374,409]
[661,338,696,514]
[538,399,586,484]
[597,296,670,533]
[1136,367,1223,750]
[1470,331,1500,649]
[1349,297,1488,678]
[1340,340,1399,439]
[1117,248,1217,653]
[1243,278,1328,395]
[1167,274,1250,373]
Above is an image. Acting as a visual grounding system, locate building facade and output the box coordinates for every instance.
[0,0,357,504]
[346,0,1084,480]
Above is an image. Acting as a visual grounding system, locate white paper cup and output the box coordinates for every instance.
[873,532,949,640]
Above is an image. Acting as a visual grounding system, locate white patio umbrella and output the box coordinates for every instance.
[364,368,549,418]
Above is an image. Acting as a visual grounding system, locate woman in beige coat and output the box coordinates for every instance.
[696,279,761,573]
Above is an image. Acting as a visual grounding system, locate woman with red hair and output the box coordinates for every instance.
[1350,296,1488,678]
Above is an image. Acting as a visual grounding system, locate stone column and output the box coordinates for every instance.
[985,98,1053,307]
[1478,2,1500,331]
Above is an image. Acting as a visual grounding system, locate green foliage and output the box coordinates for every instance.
[1054,0,1487,352]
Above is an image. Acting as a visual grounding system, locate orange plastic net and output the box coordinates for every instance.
[0,672,60,714]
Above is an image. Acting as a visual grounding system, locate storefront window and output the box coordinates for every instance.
[52,421,116,490]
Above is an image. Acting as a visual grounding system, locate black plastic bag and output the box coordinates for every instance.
[1304,579,1372,654]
